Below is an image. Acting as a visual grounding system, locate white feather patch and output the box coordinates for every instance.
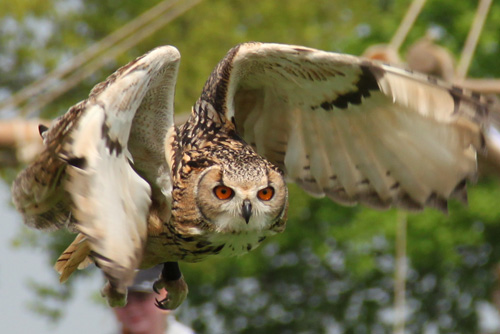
[62,46,180,291]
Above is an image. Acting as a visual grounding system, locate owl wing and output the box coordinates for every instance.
[12,46,180,291]
[200,42,488,211]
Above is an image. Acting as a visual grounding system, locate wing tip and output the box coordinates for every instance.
[147,45,181,63]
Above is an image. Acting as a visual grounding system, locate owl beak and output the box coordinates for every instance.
[242,200,252,224]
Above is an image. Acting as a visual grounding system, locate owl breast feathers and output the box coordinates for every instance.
[11,42,491,308]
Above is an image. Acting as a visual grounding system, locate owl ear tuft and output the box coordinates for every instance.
[38,124,49,139]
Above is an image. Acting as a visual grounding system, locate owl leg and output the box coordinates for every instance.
[153,261,188,310]
[101,281,127,307]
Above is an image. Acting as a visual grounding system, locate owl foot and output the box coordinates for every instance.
[101,281,127,308]
[153,261,188,310]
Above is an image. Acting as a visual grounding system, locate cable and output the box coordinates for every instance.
[19,0,202,117]
[0,0,196,114]
[389,0,427,52]
[456,0,492,80]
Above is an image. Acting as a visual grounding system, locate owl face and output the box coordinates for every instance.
[194,164,288,234]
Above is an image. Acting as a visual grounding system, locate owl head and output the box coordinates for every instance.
[193,158,288,234]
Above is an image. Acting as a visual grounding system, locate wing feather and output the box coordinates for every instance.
[12,46,180,291]
[199,42,488,210]
[323,111,363,204]
[308,110,334,188]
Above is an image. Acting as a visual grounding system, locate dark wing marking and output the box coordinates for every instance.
[198,42,488,211]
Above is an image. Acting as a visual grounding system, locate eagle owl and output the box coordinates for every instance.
[11,43,489,309]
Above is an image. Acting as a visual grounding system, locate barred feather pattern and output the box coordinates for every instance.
[54,233,92,283]
[11,43,493,308]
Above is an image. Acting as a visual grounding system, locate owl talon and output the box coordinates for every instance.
[152,278,188,310]
[155,297,171,310]
[152,262,188,310]
[153,282,161,295]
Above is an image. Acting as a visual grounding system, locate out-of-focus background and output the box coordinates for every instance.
[1,0,500,333]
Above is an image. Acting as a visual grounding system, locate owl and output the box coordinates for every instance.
[11,43,490,309]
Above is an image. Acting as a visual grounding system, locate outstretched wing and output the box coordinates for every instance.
[199,42,488,211]
[12,46,180,291]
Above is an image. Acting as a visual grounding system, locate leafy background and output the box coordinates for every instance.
[1,0,500,333]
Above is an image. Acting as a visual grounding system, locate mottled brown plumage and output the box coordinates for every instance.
[12,42,491,309]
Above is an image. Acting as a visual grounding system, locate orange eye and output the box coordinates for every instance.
[257,187,274,201]
[213,185,234,200]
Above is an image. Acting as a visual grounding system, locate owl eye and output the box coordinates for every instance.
[213,185,234,200]
[257,187,274,201]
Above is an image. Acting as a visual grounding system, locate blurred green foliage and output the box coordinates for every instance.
[181,179,500,333]
[2,0,500,333]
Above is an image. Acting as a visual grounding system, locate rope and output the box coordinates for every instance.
[388,4,427,330]
[456,0,492,80]
[394,211,408,334]
[19,0,202,116]
[1,0,202,115]
[389,0,427,52]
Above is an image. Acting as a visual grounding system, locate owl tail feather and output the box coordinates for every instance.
[54,233,92,283]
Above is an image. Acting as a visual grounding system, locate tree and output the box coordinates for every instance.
[2,0,500,332]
